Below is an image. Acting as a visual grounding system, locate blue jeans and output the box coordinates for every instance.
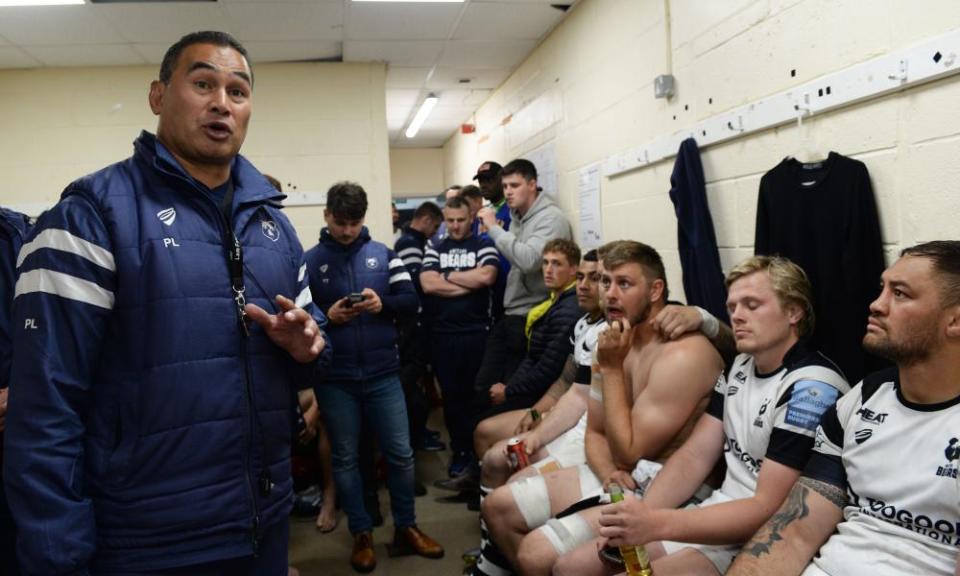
[315,373,416,534]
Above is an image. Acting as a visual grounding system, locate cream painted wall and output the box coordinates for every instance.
[0,61,392,247]
[443,0,960,302]
[389,147,445,199]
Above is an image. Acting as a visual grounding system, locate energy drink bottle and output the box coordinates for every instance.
[608,483,654,576]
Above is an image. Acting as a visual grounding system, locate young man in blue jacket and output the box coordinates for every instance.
[306,182,444,573]
[0,206,30,576]
[4,31,330,575]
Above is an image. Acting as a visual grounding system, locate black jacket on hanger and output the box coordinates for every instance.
[755,151,885,384]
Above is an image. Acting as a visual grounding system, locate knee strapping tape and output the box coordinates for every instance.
[509,475,552,529]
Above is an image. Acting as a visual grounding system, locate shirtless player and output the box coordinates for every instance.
[478,241,725,576]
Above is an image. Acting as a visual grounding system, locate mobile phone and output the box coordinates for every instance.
[345,292,367,307]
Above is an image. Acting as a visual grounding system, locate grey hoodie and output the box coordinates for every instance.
[487,191,572,315]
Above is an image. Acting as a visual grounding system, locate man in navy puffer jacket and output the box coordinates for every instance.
[4,31,329,575]
[306,182,444,573]
[0,206,30,576]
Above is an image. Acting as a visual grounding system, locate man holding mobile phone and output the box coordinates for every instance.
[305,182,444,573]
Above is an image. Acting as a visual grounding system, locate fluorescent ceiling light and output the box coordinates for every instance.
[0,0,84,5]
[353,0,463,3]
[405,94,439,139]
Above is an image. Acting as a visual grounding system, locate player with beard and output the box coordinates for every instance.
[478,241,724,576]
[728,241,960,576]
[554,255,848,576]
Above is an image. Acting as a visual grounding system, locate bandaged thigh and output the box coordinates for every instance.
[508,475,552,529]
[541,513,596,556]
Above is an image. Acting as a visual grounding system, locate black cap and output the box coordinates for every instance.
[472,161,503,181]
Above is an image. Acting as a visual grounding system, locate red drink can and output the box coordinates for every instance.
[506,437,530,470]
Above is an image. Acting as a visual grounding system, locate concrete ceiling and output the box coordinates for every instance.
[0,0,575,147]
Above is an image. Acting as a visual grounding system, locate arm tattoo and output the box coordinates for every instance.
[798,476,848,509]
[741,477,846,559]
[742,482,811,558]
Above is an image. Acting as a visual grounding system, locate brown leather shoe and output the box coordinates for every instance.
[391,525,444,559]
[351,532,376,573]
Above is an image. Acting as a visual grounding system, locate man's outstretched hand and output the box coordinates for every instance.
[245,294,326,363]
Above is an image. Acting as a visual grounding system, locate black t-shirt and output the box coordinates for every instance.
[755,152,885,383]
[422,235,499,333]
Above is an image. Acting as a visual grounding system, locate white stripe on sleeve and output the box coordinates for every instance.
[294,285,313,308]
[15,269,115,310]
[389,271,412,284]
[17,228,115,271]
[398,247,422,258]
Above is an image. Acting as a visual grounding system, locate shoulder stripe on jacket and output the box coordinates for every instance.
[17,228,115,271]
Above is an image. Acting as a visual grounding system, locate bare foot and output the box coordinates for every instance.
[316,502,338,533]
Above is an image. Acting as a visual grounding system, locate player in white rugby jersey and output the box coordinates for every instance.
[728,241,960,576]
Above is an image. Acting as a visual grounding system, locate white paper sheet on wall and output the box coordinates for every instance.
[525,141,558,197]
[577,163,602,250]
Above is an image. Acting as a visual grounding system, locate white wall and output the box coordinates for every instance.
[390,147,445,199]
[443,0,960,301]
[0,61,392,247]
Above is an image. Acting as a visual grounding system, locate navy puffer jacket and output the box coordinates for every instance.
[0,207,30,392]
[305,227,418,384]
[4,131,329,575]
[505,286,581,399]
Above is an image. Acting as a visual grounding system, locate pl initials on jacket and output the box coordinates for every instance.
[4,131,330,575]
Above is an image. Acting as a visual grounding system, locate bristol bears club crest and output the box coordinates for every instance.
[261,217,280,242]
[937,438,960,479]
